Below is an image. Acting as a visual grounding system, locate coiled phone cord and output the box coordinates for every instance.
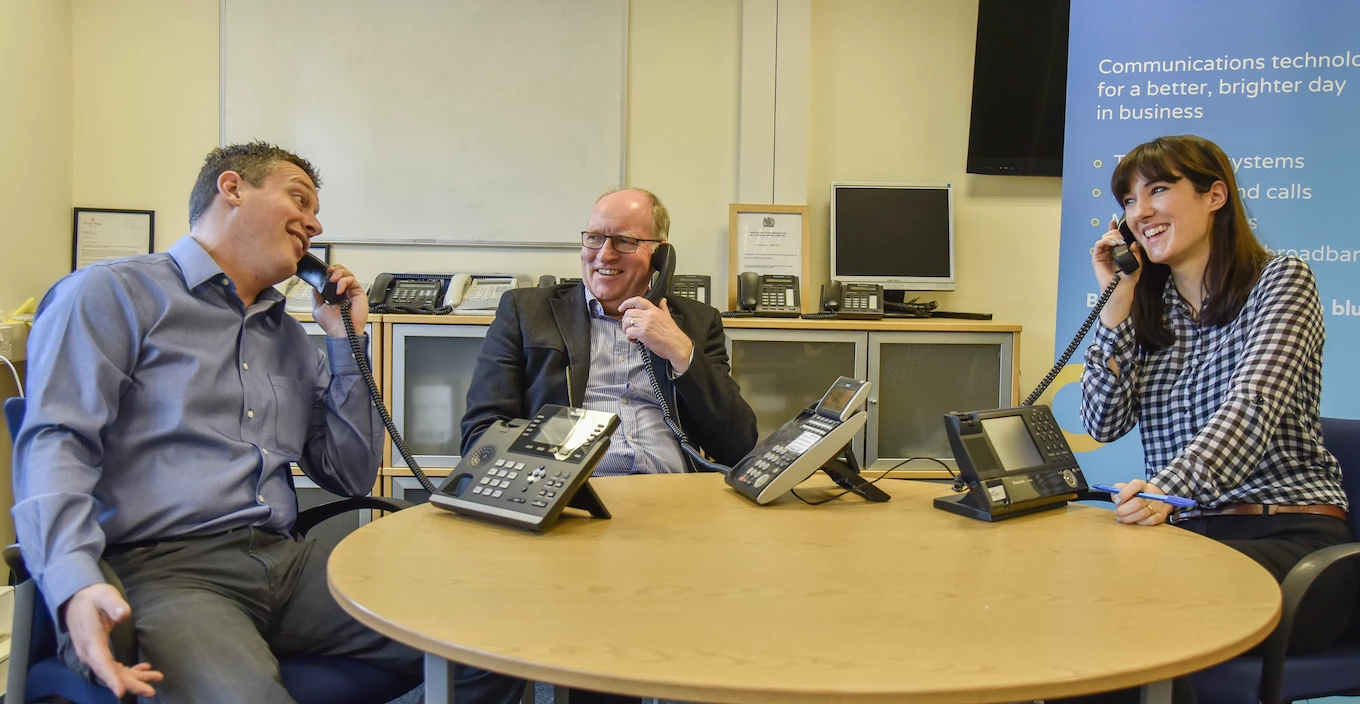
[341,300,438,494]
[1020,273,1123,408]
[638,341,729,474]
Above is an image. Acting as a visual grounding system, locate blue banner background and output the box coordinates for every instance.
[1054,1,1360,486]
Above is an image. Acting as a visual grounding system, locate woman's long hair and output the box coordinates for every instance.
[1110,135,1270,350]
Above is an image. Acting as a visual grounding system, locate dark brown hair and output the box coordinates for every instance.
[188,141,321,226]
[1110,135,1269,350]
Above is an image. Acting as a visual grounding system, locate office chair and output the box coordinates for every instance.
[4,396,422,704]
[1189,416,1360,704]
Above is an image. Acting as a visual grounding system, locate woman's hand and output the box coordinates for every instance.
[1090,220,1142,329]
[1111,478,1170,526]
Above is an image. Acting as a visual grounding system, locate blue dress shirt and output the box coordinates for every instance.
[580,287,686,476]
[11,236,380,616]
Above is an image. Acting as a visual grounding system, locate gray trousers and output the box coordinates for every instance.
[59,527,525,704]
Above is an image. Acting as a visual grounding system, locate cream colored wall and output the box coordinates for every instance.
[72,0,219,250]
[0,0,73,546]
[53,0,1060,396]
[808,0,1063,394]
[627,0,743,287]
[0,0,72,322]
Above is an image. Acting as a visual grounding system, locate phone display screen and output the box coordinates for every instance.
[817,386,856,418]
[511,407,616,462]
[979,415,1044,472]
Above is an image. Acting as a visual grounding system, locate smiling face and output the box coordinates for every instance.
[228,161,322,287]
[1121,171,1226,272]
[581,189,660,317]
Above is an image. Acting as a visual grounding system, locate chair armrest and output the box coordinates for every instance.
[294,497,417,538]
[1258,541,1360,704]
[6,542,30,583]
[7,543,139,704]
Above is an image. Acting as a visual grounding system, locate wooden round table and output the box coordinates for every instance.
[328,474,1280,703]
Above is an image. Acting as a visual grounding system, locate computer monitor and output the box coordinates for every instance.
[830,182,954,292]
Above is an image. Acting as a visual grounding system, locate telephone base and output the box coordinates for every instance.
[820,447,890,502]
[933,491,1070,522]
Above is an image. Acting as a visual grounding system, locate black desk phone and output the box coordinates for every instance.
[725,271,801,318]
[430,405,620,531]
[935,406,1088,521]
[805,280,883,320]
[366,273,453,313]
[668,274,711,305]
[726,377,888,504]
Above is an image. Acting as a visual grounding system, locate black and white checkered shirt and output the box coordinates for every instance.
[1081,256,1347,510]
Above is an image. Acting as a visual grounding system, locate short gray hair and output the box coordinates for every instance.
[596,186,670,241]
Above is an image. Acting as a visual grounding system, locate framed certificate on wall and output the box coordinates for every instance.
[72,208,155,271]
[728,203,811,312]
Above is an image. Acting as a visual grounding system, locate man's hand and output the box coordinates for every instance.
[64,584,163,698]
[618,297,695,374]
[1110,479,1170,526]
[312,264,369,337]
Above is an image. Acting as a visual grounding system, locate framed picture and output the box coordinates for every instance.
[728,203,811,312]
[72,208,154,271]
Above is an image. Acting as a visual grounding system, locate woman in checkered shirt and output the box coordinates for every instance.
[1081,135,1356,656]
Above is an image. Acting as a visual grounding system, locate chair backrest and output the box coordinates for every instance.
[4,395,23,442]
[1320,417,1360,537]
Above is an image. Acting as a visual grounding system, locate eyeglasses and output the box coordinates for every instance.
[580,231,660,254]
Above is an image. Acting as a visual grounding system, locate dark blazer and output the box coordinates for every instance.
[460,284,758,468]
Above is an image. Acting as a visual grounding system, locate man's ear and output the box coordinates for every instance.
[217,171,244,208]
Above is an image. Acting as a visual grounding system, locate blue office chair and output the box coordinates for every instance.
[4,396,422,704]
[1190,416,1360,704]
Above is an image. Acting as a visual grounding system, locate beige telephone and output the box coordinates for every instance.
[445,274,533,315]
[284,277,319,313]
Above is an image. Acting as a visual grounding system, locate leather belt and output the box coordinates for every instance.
[1171,503,1347,523]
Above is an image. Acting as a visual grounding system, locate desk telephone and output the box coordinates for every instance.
[726,377,889,504]
[367,272,531,314]
[936,215,1139,521]
[804,280,884,320]
[430,406,619,531]
[724,272,801,318]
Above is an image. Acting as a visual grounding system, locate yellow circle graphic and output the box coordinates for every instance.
[1031,364,1105,453]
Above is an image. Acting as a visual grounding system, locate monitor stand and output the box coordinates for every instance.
[820,445,890,502]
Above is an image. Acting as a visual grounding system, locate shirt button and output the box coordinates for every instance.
[222,278,230,286]
[247,410,255,419]
[617,355,625,362]
[257,494,265,503]
[242,362,249,370]
[262,448,269,455]
[626,433,634,443]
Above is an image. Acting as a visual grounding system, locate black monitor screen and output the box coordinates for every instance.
[980,415,1044,472]
[834,186,951,279]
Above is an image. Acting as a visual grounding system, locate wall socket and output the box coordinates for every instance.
[0,322,28,362]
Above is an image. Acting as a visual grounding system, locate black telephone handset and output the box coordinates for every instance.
[1111,215,1140,276]
[296,253,341,304]
[645,242,676,305]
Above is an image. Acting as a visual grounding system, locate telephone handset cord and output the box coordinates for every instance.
[1020,273,1123,408]
[638,341,730,474]
[341,300,438,494]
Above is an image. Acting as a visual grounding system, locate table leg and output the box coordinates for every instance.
[1140,679,1172,704]
[425,653,457,703]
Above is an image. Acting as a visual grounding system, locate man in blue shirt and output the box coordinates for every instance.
[13,142,522,703]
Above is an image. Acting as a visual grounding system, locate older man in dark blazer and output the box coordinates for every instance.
[462,187,757,481]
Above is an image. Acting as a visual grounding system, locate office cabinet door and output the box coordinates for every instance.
[724,329,868,460]
[300,321,374,360]
[867,331,1014,470]
[391,324,488,468]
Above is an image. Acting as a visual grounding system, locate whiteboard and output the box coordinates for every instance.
[221,0,627,246]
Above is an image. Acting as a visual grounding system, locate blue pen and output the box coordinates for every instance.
[1090,484,1198,508]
